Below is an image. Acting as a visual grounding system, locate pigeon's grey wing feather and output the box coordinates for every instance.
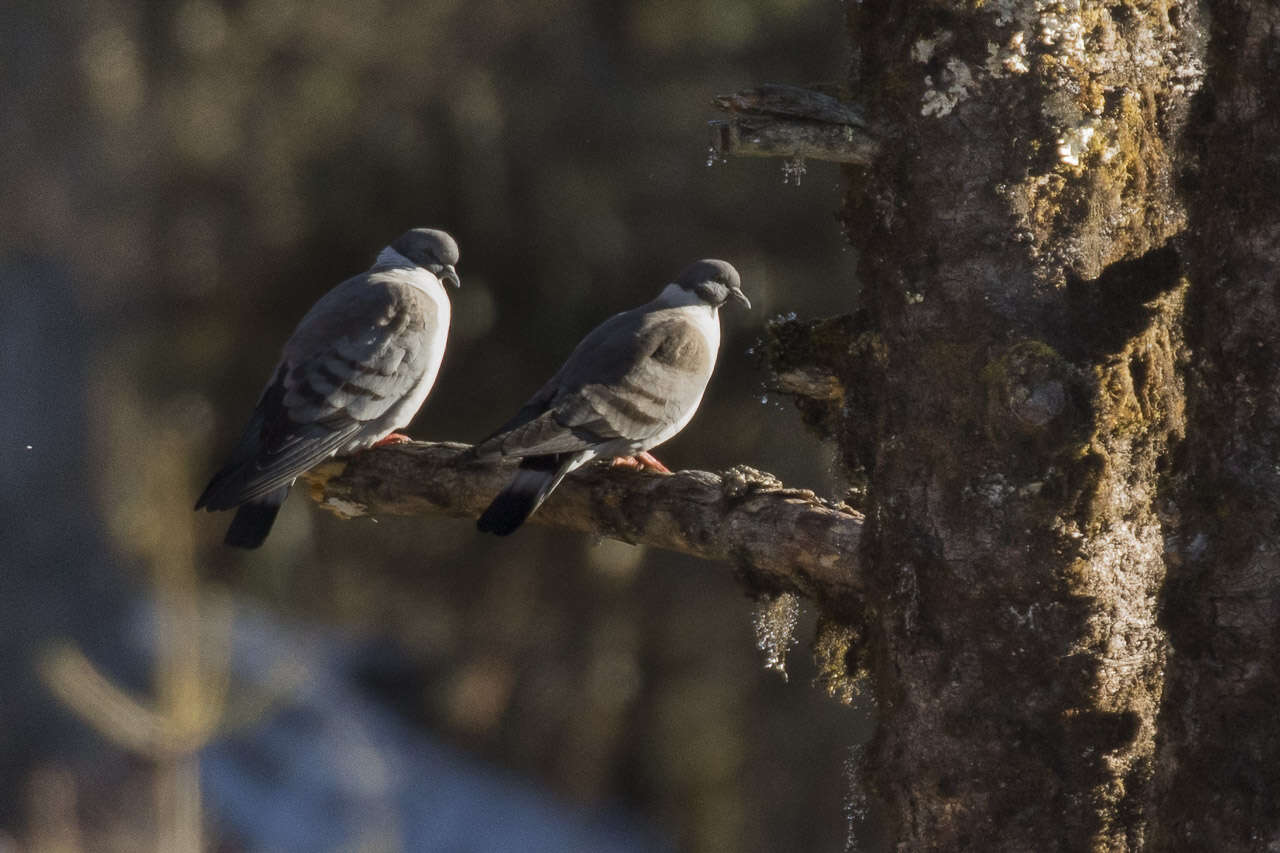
[470,309,637,457]
[196,366,360,509]
[473,309,645,457]
[486,307,714,458]
[482,411,596,457]
[198,272,438,508]
[280,269,439,423]
[473,306,643,448]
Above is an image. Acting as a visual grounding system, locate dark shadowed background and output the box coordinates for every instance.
[1,0,872,850]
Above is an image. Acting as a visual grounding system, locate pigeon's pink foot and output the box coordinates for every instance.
[635,451,672,473]
[611,452,671,474]
[372,432,413,447]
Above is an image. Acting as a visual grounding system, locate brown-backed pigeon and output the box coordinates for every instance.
[474,259,748,535]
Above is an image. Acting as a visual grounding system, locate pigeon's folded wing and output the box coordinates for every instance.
[197,275,437,509]
[478,307,714,458]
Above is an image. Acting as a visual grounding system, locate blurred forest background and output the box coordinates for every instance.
[1,0,871,850]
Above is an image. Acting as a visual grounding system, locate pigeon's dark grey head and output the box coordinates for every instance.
[391,228,461,288]
[675,259,750,309]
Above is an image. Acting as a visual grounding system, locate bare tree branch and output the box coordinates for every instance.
[301,441,863,604]
[708,83,878,164]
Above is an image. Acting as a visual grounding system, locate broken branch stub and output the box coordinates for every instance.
[709,83,878,165]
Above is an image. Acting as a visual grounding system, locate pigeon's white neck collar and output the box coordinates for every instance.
[654,283,716,311]
[374,246,418,270]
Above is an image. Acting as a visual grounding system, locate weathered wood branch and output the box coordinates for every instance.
[301,441,863,605]
[708,83,878,164]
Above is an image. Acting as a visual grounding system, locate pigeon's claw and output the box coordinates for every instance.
[611,452,672,474]
[635,451,672,474]
[372,432,413,448]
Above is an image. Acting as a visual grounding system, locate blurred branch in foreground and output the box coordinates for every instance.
[303,442,863,607]
[37,421,308,853]
[37,427,229,852]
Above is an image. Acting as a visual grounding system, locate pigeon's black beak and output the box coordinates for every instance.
[730,287,751,310]
[441,265,461,289]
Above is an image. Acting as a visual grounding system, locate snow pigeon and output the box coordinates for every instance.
[474,259,749,536]
[196,228,460,548]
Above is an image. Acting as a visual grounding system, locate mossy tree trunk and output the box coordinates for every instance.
[1150,3,1280,847]
[792,0,1274,847]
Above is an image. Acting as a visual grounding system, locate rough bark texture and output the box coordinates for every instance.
[832,0,1201,848]
[1152,2,1280,847]
[303,442,864,605]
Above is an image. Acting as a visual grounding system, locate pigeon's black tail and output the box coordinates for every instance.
[224,486,290,549]
[477,457,572,536]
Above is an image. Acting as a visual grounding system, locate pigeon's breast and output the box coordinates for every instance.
[366,270,452,438]
[625,304,720,449]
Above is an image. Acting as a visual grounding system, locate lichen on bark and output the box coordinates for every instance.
[833,0,1201,846]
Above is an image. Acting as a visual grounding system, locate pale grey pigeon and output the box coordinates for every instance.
[474,259,749,535]
[196,228,460,548]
